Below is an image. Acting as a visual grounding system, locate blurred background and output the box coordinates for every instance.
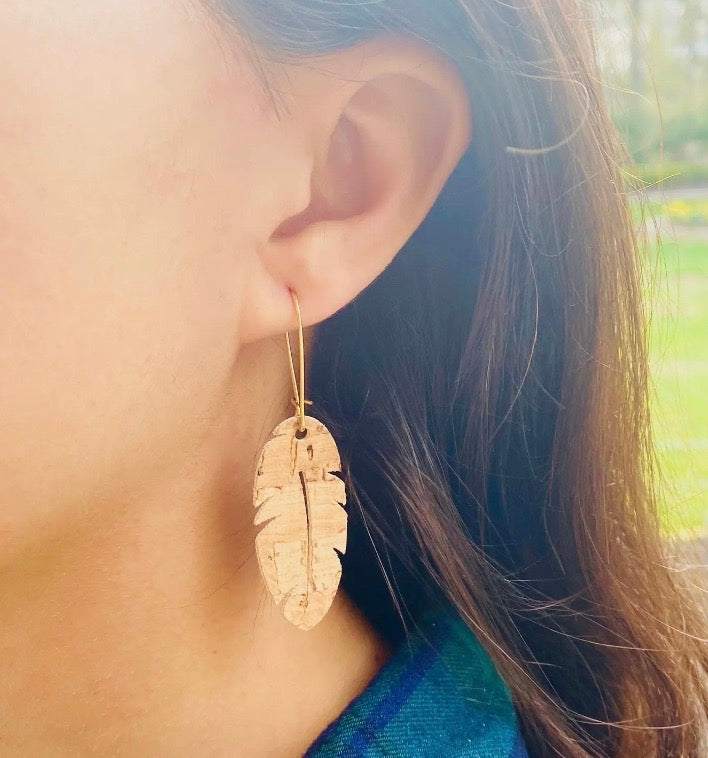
[596,1,707,543]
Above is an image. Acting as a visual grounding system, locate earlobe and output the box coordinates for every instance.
[254,34,472,333]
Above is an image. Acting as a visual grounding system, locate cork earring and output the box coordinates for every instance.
[252,289,348,631]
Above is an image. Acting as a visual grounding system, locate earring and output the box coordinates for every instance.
[252,289,348,631]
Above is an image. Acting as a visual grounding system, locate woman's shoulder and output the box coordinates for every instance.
[304,599,529,757]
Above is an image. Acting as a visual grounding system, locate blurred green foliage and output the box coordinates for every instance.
[597,0,707,167]
[630,162,708,188]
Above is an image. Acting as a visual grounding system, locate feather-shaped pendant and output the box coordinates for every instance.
[253,414,347,631]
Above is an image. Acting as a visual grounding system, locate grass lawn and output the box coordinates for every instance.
[644,236,708,538]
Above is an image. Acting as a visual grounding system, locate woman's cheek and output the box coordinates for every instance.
[0,1,251,532]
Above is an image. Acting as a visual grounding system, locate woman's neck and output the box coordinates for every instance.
[0,346,392,756]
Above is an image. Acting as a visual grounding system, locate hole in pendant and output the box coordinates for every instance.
[295,427,307,439]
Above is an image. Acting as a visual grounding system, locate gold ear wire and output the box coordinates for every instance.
[285,289,312,433]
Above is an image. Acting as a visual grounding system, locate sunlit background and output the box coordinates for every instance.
[596,1,707,542]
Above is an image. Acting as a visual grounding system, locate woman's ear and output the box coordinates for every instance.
[244,33,472,341]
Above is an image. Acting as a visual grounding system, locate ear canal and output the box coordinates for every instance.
[272,113,368,242]
[321,114,368,220]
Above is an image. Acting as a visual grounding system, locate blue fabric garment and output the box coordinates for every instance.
[303,600,529,757]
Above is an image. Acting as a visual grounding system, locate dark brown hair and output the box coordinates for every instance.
[205,1,708,754]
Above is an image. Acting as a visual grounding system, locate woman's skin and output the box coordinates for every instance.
[0,1,471,754]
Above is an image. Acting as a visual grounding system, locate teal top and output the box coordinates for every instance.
[303,600,529,757]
